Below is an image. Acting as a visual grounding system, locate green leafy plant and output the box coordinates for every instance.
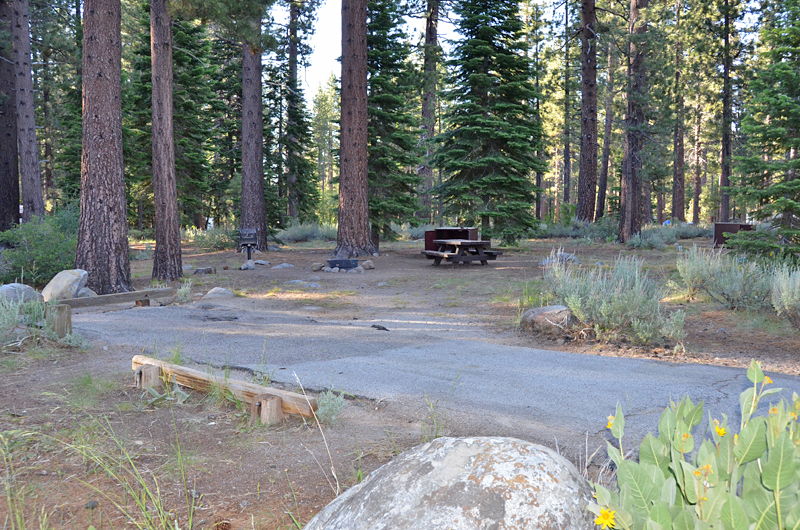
[589,359,799,530]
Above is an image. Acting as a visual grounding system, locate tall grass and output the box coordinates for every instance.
[771,265,800,329]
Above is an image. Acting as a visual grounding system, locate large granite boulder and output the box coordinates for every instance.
[0,283,43,303]
[305,437,594,530]
[520,305,576,335]
[42,269,88,302]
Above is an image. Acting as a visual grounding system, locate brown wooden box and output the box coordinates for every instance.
[713,222,754,248]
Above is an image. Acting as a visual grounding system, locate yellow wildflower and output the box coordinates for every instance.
[735,434,739,444]
[693,470,702,477]
[595,507,616,529]
[607,415,615,429]
[682,432,692,441]
[701,464,712,474]
[770,407,779,415]
[715,424,726,437]
[764,376,773,384]
[791,412,797,421]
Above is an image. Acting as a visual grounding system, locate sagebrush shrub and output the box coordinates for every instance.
[315,389,345,426]
[543,251,685,345]
[771,265,800,329]
[184,228,237,250]
[276,223,337,243]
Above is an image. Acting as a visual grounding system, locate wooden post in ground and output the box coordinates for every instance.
[46,304,71,338]
[135,364,162,390]
[250,394,285,425]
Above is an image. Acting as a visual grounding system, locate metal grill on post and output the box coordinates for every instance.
[238,228,258,260]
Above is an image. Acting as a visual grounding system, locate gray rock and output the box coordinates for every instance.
[240,260,255,270]
[331,267,340,273]
[347,268,359,274]
[42,269,88,301]
[323,267,333,273]
[305,282,321,289]
[538,252,581,266]
[193,267,215,275]
[203,287,235,300]
[0,283,43,303]
[267,245,281,251]
[271,263,294,269]
[182,265,193,270]
[377,282,388,287]
[75,287,97,298]
[520,305,575,335]
[311,263,324,271]
[362,260,375,270]
[354,266,365,273]
[254,260,270,266]
[305,437,594,530]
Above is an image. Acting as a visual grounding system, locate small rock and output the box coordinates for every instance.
[305,282,321,289]
[203,287,235,299]
[194,267,215,274]
[182,265,193,270]
[331,267,340,273]
[254,260,270,266]
[520,305,576,336]
[557,338,566,345]
[42,269,88,301]
[240,260,255,270]
[308,276,321,281]
[347,269,358,274]
[340,268,349,273]
[362,260,375,270]
[271,263,294,269]
[377,282,387,287]
[372,253,379,257]
[84,500,98,510]
[311,263,324,271]
[323,267,333,273]
[75,287,97,298]
[267,245,281,252]
[0,283,43,303]
[354,266,365,273]
[371,324,390,331]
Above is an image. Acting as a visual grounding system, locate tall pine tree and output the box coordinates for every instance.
[366,0,420,249]
[433,0,544,244]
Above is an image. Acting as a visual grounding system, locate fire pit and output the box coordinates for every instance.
[326,259,359,270]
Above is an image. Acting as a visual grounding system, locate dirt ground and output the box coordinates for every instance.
[2,237,799,529]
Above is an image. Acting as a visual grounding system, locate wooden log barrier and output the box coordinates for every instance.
[46,304,72,338]
[131,355,316,417]
[250,394,285,425]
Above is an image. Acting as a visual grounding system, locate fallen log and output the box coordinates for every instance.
[131,355,316,417]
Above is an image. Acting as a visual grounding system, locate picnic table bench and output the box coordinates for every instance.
[422,239,502,266]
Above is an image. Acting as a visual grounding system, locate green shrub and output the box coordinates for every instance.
[390,222,436,241]
[276,222,337,243]
[627,223,713,250]
[543,251,685,345]
[589,360,800,530]
[726,223,800,266]
[315,389,346,426]
[677,247,772,310]
[771,265,800,329]
[184,227,237,250]
[0,208,79,287]
[1,298,55,343]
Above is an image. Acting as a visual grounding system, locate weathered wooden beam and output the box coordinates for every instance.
[250,394,285,425]
[135,364,162,390]
[61,288,174,309]
[131,355,316,417]
[46,304,72,338]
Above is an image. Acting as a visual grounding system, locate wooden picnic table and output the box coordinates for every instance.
[421,239,502,266]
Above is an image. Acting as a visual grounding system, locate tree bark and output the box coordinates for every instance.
[619,0,647,242]
[718,0,732,221]
[418,0,438,222]
[286,0,300,219]
[240,39,269,251]
[595,47,614,221]
[334,0,376,258]
[75,0,131,294]
[0,0,19,231]
[150,0,182,281]
[692,106,702,224]
[671,0,685,221]
[576,0,597,222]
[562,1,571,208]
[11,0,43,221]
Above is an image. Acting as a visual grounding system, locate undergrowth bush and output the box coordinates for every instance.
[771,265,800,329]
[530,215,619,241]
[0,206,79,287]
[590,360,800,530]
[184,227,237,250]
[276,222,337,243]
[390,223,436,241]
[677,247,772,310]
[627,223,713,250]
[315,389,346,426]
[726,222,800,266]
[543,251,685,345]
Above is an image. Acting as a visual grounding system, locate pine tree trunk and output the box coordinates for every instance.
[671,0,685,222]
[335,0,376,258]
[595,47,614,221]
[76,0,131,294]
[656,191,665,224]
[418,0,438,222]
[0,0,19,231]
[42,61,54,200]
[619,0,647,242]
[643,179,652,223]
[286,1,300,219]
[11,0,44,221]
[562,1,571,208]
[718,0,732,222]
[240,40,268,251]
[150,0,182,281]
[576,0,597,222]
[692,106,702,224]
